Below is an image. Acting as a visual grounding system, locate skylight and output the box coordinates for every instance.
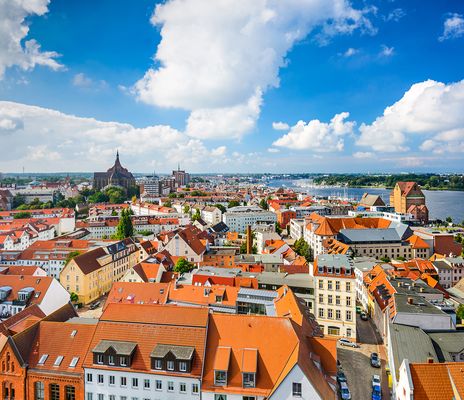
[54,356,64,366]
[69,357,79,368]
[38,354,48,365]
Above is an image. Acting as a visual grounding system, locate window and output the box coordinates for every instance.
[108,355,115,365]
[243,373,255,388]
[328,295,333,304]
[132,378,138,388]
[154,359,162,369]
[192,383,199,394]
[109,376,115,385]
[54,355,64,366]
[318,308,324,318]
[243,397,256,400]
[86,394,93,400]
[38,354,48,365]
[292,382,302,396]
[328,326,340,335]
[121,377,127,387]
[168,381,174,392]
[98,395,104,400]
[120,356,127,366]
[318,280,323,289]
[98,374,104,384]
[86,373,93,382]
[144,379,150,389]
[180,382,187,393]
[215,370,227,385]
[335,281,340,291]
[346,297,351,306]
[97,354,104,364]
[167,360,175,371]
[336,310,341,320]
[346,310,352,321]
[109,396,115,400]
[346,282,351,291]
[327,281,333,290]
[347,328,352,337]
[69,357,79,368]
[49,384,60,400]
[65,386,75,400]
[155,380,162,390]
[35,381,44,400]
[335,295,340,305]
[328,309,333,319]
[318,294,323,304]
[215,395,227,400]
[179,361,187,372]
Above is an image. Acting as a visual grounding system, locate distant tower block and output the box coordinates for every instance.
[246,225,253,254]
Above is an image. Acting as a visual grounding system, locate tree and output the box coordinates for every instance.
[380,256,391,263]
[114,209,134,239]
[228,200,240,208]
[183,205,190,214]
[13,211,31,219]
[259,198,269,210]
[168,193,177,198]
[163,200,172,208]
[174,258,195,274]
[214,204,226,213]
[275,222,282,235]
[111,210,118,216]
[12,194,26,209]
[293,238,314,262]
[446,216,453,224]
[457,304,464,323]
[70,292,79,303]
[239,242,257,254]
[65,251,81,265]
[192,209,201,222]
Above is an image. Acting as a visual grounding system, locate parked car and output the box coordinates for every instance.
[339,338,360,348]
[372,374,381,388]
[339,382,351,400]
[372,387,382,400]
[89,301,101,310]
[370,353,381,368]
[360,312,369,321]
[356,306,362,314]
[337,371,347,385]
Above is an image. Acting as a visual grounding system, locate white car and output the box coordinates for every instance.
[338,338,360,348]
[372,374,381,388]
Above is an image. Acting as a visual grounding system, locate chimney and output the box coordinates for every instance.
[407,297,414,305]
[246,225,253,254]
[427,357,434,364]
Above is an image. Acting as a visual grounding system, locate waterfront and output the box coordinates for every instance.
[268,179,464,222]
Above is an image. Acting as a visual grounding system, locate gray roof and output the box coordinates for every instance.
[257,272,314,288]
[428,332,464,362]
[316,254,353,269]
[394,294,445,315]
[389,323,438,376]
[150,344,195,360]
[339,228,401,243]
[391,277,443,296]
[432,260,453,271]
[237,287,278,304]
[93,340,137,356]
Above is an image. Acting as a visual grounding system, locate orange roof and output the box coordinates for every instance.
[241,348,258,373]
[168,284,239,307]
[28,321,96,372]
[407,235,430,249]
[308,337,338,375]
[409,362,464,399]
[105,282,170,309]
[0,275,54,305]
[214,346,231,371]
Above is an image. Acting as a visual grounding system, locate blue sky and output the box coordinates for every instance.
[0,0,463,173]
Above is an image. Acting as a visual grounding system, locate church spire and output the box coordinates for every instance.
[115,150,121,167]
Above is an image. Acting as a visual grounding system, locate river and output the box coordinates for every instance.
[267,179,464,223]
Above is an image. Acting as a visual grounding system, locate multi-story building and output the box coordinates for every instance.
[313,254,356,338]
[60,238,140,304]
[432,256,464,288]
[139,174,160,196]
[389,181,429,223]
[93,151,136,191]
[223,206,277,233]
[172,166,190,187]
[289,218,305,240]
[84,303,207,400]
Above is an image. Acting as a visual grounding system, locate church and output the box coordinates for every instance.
[93,151,136,191]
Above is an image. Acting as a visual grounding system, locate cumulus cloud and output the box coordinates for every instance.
[0,101,230,172]
[267,148,280,153]
[343,47,359,57]
[272,112,355,152]
[379,45,394,57]
[439,13,464,41]
[272,121,290,131]
[353,151,374,159]
[357,79,464,152]
[134,0,375,139]
[384,8,406,22]
[0,0,63,79]
[72,73,92,87]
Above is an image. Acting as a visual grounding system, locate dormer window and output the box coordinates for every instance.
[167,360,174,371]
[120,356,127,366]
[215,370,227,386]
[154,359,162,370]
[108,355,115,365]
[179,361,187,372]
[97,354,104,364]
[243,372,256,388]
[215,295,223,303]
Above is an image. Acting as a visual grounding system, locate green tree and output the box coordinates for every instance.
[174,258,195,274]
[380,256,391,263]
[13,211,32,219]
[111,210,118,216]
[12,194,26,209]
[239,242,257,254]
[183,205,190,214]
[114,209,134,239]
[192,209,201,221]
[293,238,314,262]
[456,304,464,323]
[168,192,178,198]
[214,204,226,213]
[163,200,172,208]
[446,216,453,224]
[228,200,240,208]
[259,198,269,210]
[70,292,79,303]
[275,222,282,235]
[65,250,81,265]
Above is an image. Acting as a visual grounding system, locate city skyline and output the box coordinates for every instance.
[1,0,464,173]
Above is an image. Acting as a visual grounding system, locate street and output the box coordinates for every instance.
[337,314,389,400]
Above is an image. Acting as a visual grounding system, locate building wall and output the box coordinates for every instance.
[0,342,26,400]
[395,361,414,400]
[268,365,323,400]
[27,372,84,400]
[84,367,201,400]
[39,279,70,315]
[393,312,454,331]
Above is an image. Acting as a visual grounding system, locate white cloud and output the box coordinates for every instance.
[379,45,394,57]
[384,8,406,22]
[0,0,64,79]
[0,101,230,172]
[72,73,92,87]
[272,112,355,152]
[353,151,374,159]
[343,47,359,57]
[357,79,464,152]
[134,0,375,139]
[267,147,280,153]
[272,121,290,131]
[439,13,464,41]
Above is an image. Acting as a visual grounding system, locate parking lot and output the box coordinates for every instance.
[337,315,389,399]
